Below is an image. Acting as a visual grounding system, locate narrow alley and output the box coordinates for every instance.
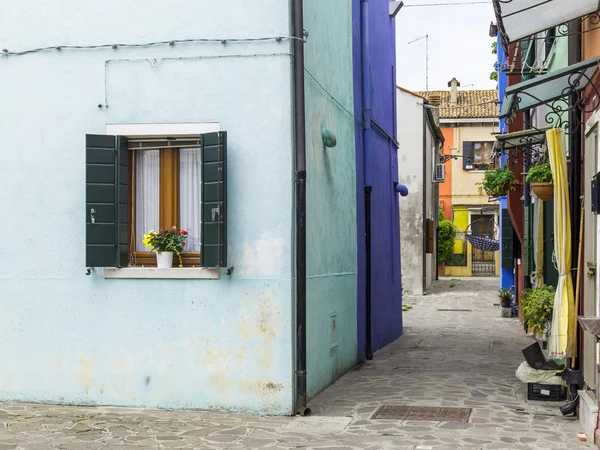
[0,278,588,449]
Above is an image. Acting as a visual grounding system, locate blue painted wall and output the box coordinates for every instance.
[303,0,359,399]
[0,0,295,414]
[353,0,403,360]
[497,32,514,290]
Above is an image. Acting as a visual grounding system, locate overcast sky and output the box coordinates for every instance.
[395,0,497,92]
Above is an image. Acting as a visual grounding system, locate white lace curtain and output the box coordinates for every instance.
[135,150,159,251]
[134,148,201,253]
[179,148,202,252]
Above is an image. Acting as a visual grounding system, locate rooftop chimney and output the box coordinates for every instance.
[448,77,460,105]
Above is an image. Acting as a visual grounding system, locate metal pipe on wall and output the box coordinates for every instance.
[568,17,582,371]
[292,0,309,416]
[422,102,428,295]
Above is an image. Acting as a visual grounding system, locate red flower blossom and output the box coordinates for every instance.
[180,229,188,235]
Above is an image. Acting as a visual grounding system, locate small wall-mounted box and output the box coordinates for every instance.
[592,171,600,214]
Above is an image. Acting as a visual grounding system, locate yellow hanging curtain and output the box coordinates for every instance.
[547,128,575,359]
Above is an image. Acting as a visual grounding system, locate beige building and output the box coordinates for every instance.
[421,79,500,276]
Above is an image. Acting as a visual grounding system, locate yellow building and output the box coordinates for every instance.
[421,78,500,277]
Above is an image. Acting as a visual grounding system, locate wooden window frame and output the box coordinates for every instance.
[468,141,497,171]
[129,147,201,267]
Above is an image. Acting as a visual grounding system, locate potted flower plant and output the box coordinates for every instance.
[142,226,188,268]
[498,287,513,308]
[476,165,517,197]
[522,285,555,338]
[526,162,553,201]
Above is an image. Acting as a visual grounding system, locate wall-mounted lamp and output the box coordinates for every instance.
[389,1,404,18]
[395,183,409,197]
[322,128,337,148]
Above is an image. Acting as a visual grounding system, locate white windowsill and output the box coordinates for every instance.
[103,267,220,279]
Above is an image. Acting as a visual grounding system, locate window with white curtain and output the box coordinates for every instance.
[131,145,202,266]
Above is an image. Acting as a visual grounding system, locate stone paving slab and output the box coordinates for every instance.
[0,277,593,449]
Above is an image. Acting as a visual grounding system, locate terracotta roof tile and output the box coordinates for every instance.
[417,89,498,119]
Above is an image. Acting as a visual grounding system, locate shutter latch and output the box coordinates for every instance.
[211,205,220,222]
[90,208,96,224]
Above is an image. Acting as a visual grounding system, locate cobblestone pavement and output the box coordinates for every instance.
[0,277,592,449]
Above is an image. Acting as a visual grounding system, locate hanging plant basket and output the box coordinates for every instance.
[530,182,553,201]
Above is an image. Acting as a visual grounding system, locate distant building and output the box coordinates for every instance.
[396,87,444,295]
[420,81,500,277]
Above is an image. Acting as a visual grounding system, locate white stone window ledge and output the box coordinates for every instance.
[103,268,220,279]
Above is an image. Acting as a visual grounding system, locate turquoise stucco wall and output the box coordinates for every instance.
[0,1,296,414]
[303,1,359,398]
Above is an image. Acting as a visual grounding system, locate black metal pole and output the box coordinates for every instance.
[523,110,532,290]
[365,186,373,360]
[422,104,428,295]
[292,0,309,416]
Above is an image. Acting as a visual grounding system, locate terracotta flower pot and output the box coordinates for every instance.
[438,262,446,276]
[530,182,554,201]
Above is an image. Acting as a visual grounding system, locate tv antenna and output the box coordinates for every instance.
[408,34,429,99]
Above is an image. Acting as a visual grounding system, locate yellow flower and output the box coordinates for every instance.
[142,231,155,249]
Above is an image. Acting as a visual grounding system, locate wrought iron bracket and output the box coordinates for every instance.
[440,154,467,164]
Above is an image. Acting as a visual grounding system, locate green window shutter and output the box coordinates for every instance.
[521,37,536,80]
[523,205,534,275]
[201,131,227,268]
[501,209,514,269]
[544,28,556,61]
[86,134,129,268]
[463,142,473,170]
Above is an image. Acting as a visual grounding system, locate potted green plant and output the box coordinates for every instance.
[526,162,553,201]
[476,165,517,197]
[437,210,456,276]
[498,288,513,308]
[143,226,189,268]
[522,285,555,338]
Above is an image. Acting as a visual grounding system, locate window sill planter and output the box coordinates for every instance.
[156,251,174,268]
[530,182,553,201]
[103,267,220,279]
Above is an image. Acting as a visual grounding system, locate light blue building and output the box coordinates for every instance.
[0,0,404,414]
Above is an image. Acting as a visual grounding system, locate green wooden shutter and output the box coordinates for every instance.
[521,37,536,81]
[86,134,129,268]
[543,200,559,287]
[523,204,534,275]
[463,142,473,170]
[501,209,514,269]
[201,131,227,267]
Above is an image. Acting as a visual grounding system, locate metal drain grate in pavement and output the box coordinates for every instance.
[437,309,472,312]
[371,405,471,422]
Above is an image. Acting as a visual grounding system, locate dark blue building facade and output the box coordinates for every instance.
[353,0,404,360]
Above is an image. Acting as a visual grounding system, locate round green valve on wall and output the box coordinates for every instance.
[321,128,337,148]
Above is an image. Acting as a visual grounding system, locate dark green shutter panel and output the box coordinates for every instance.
[543,200,559,287]
[501,209,514,269]
[201,131,227,267]
[463,142,473,170]
[521,37,536,80]
[86,134,129,268]
[544,28,556,60]
[523,205,534,276]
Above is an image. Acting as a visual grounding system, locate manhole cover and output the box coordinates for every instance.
[437,309,472,312]
[371,405,471,422]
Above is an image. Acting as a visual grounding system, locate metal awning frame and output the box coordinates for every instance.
[493,128,549,166]
[501,57,600,135]
[494,0,600,53]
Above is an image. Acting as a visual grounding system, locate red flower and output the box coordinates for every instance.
[172,225,177,230]
[180,229,188,235]
[182,242,186,246]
